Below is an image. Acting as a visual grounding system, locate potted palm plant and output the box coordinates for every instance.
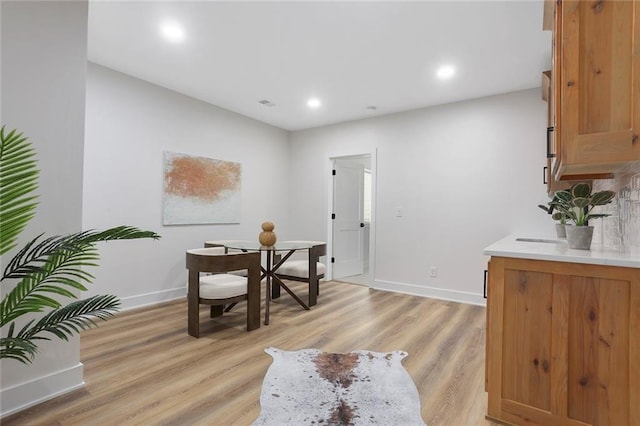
[552,183,615,250]
[0,126,160,363]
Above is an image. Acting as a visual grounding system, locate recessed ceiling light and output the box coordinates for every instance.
[307,98,322,109]
[436,65,456,80]
[161,22,185,43]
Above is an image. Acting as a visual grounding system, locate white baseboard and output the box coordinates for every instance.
[372,280,487,306]
[0,362,84,418]
[119,287,185,311]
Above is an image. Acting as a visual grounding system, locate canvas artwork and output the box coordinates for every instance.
[163,151,241,225]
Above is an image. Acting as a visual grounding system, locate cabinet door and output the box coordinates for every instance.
[561,276,631,425]
[555,0,640,177]
[487,257,639,425]
[542,71,593,195]
[502,268,554,412]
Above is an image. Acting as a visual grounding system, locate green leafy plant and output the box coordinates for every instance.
[552,183,616,227]
[0,126,160,363]
[538,194,568,225]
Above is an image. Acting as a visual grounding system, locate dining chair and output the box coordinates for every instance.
[204,240,245,253]
[185,248,261,337]
[274,241,327,306]
[204,240,248,275]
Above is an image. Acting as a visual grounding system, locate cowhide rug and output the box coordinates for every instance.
[252,347,426,426]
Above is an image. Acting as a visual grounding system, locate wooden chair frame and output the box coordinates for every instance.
[203,240,243,253]
[186,249,261,337]
[274,242,327,307]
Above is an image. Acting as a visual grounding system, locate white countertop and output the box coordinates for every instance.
[483,234,640,268]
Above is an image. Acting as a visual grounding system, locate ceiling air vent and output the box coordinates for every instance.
[258,99,276,107]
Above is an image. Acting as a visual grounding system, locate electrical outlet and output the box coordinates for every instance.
[429,266,437,278]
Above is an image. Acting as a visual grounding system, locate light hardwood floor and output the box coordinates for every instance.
[3,281,492,425]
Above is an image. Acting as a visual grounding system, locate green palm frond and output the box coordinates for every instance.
[0,126,39,256]
[0,234,108,327]
[0,336,38,364]
[3,227,159,280]
[0,228,153,327]
[88,226,161,242]
[0,281,61,327]
[0,125,161,364]
[1,233,52,279]
[18,294,120,341]
[0,295,119,363]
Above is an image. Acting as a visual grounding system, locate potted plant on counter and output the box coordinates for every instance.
[553,183,616,250]
[538,195,569,238]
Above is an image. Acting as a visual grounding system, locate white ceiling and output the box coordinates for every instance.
[88,1,552,131]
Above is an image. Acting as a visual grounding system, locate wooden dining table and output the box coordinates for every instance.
[223,241,315,325]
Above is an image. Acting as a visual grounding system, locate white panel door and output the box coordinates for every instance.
[332,159,364,279]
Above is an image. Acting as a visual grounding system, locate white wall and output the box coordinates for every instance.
[1,0,88,416]
[83,63,291,308]
[289,89,552,304]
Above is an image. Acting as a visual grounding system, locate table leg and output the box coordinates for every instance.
[271,250,295,300]
[271,254,281,300]
[265,250,271,325]
[272,283,281,299]
[272,274,310,310]
[262,248,312,323]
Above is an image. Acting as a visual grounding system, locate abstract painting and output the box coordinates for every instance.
[163,151,241,225]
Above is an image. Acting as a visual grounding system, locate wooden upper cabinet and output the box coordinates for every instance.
[542,71,593,194]
[551,0,640,179]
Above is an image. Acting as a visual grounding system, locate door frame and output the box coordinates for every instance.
[326,149,377,286]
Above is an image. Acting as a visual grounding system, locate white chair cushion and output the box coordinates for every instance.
[190,247,248,276]
[201,246,225,255]
[187,274,248,299]
[277,261,326,279]
[187,247,225,256]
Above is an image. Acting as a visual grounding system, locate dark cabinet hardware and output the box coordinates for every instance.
[483,269,488,299]
[546,127,555,158]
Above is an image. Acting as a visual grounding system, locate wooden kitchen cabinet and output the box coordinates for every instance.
[543,70,574,194]
[542,71,596,195]
[485,257,640,425]
[547,0,640,180]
